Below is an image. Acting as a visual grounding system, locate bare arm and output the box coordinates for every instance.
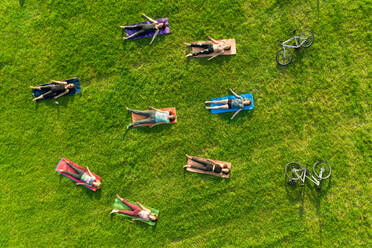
[229,88,242,99]
[150,122,164,128]
[207,36,219,44]
[136,202,152,212]
[142,13,157,23]
[149,29,159,45]
[86,167,95,179]
[231,109,242,120]
[54,89,69,99]
[132,217,145,221]
[208,51,224,61]
[50,80,67,85]
[76,182,88,186]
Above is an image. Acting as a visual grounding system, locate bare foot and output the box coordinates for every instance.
[185,154,192,159]
[110,210,118,214]
[183,165,190,168]
[184,42,191,46]
[186,54,193,58]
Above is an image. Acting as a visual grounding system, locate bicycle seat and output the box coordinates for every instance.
[291,29,297,34]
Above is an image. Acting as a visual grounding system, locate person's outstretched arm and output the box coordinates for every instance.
[86,166,96,180]
[149,106,167,113]
[208,51,224,61]
[54,89,70,99]
[150,122,164,128]
[132,217,145,221]
[231,109,242,120]
[50,80,67,85]
[229,88,242,99]
[142,13,157,23]
[149,29,159,45]
[136,201,151,212]
[207,36,219,44]
[76,182,89,186]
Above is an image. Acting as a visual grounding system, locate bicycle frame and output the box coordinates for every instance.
[280,36,307,57]
[292,167,325,186]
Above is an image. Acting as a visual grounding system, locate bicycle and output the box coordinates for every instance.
[276,29,314,66]
[285,161,331,188]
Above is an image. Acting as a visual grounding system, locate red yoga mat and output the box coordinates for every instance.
[55,158,101,191]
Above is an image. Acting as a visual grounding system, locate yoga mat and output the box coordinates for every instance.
[55,158,101,191]
[191,38,236,58]
[32,77,81,101]
[186,156,231,178]
[131,107,177,127]
[124,17,170,40]
[113,198,159,226]
[210,93,254,114]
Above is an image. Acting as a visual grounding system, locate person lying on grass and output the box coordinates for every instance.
[184,154,230,175]
[120,13,167,45]
[126,106,176,129]
[205,88,251,120]
[185,36,231,60]
[58,161,101,189]
[30,80,75,101]
[110,194,158,222]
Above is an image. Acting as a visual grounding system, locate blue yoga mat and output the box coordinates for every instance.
[210,93,254,114]
[32,77,81,100]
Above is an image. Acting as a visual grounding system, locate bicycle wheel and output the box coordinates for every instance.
[313,161,331,179]
[276,49,293,66]
[285,162,303,180]
[299,31,314,48]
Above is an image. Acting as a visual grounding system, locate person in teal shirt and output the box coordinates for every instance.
[126,106,176,128]
[205,88,251,120]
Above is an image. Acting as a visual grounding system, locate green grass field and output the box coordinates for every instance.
[0,0,371,247]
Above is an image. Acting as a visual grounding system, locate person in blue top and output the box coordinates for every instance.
[126,106,176,129]
[204,88,251,120]
[58,161,102,189]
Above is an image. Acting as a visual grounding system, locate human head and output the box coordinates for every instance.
[168,115,176,121]
[67,83,75,89]
[158,23,166,29]
[93,180,102,189]
[222,168,230,174]
[223,44,231,50]
[243,99,251,105]
[149,213,158,222]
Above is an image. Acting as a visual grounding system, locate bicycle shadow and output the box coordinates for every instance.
[284,175,305,216]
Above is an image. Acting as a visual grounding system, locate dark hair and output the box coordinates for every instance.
[160,22,167,29]
[169,115,176,121]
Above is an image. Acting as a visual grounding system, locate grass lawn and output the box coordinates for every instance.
[0,0,371,247]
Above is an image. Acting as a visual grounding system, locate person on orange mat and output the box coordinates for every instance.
[126,106,176,129]
[184,154,230,175]
[185,36,231,60]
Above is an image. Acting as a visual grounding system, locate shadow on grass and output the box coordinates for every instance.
[211,109,255,124]
[284,175,305,216]
[110,213,158,230]
[34,93,80,113]
[19,0,25,7]
[183,168,231,183]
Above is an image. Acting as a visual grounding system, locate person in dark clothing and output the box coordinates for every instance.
[30,80,75,101]
[204,88,251,120]
[120,13,167,45]
[185,36,231,60]
[184,154,230,175]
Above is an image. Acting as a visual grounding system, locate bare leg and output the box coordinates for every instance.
[123,29,145,40]
[206,104,229,110]
[30,86,42,90]
[32,95,44,101]
[205,100,228,105]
